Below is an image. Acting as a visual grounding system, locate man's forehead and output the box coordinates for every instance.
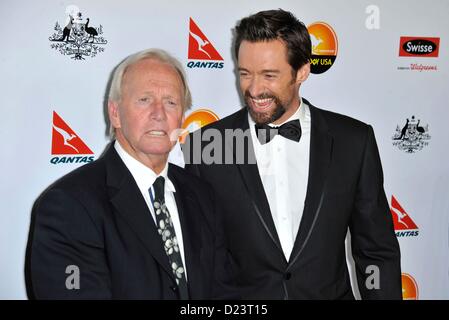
[123,59,182,87]
[239,40,288,62]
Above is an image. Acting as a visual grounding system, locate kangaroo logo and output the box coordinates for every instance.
[188,18,223,61]
[390,195,418,231]
[51,111,93,155]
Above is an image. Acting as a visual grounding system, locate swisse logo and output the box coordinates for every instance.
[404,39,436,54]
[399,37,440,57]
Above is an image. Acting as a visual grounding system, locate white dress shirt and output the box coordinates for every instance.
[248,98,311,261]
[114,141,187,279]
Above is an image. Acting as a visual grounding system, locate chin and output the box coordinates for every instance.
[140,142,172,157]
[248,108,274,124]
[248,102,285,125]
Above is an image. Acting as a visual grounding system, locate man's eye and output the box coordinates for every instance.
[138,97,149,102]
[163,99,177,107]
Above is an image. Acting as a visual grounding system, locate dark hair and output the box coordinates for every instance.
[234,9,311,72]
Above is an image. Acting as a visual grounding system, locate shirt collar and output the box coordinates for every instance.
[114,140,176,193]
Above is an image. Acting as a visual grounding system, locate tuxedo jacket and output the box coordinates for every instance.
[25,144,235,299]
[184,99,402,299]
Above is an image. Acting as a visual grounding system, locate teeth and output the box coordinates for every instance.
[252,98,273,104]
[148,130,166,136]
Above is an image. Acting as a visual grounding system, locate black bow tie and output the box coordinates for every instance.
[255,119,301,144]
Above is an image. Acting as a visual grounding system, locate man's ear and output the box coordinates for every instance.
[296,62,311,84]
[108,100,121,129]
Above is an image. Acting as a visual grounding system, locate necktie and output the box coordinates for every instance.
[255,119,302,145]
[151,176,189,299]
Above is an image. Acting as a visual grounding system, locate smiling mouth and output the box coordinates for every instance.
[250,97,274,111]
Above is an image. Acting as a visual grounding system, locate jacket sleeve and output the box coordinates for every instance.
[349,125,402,299]
[26,188,112,299]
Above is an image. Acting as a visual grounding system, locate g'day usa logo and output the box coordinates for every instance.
[307,22,338,74]
[187,18,224,69]
[51,111,94,165]
[49,5,107,60]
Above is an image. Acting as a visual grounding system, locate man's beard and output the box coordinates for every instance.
[245,91,286,125]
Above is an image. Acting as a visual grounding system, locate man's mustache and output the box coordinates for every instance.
[244,91,276,100]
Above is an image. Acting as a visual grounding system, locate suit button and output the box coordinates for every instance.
[170,286,178,292]
[284,272,291,280]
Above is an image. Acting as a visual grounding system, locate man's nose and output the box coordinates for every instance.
[150,100,167,121]
[247,77,265,98]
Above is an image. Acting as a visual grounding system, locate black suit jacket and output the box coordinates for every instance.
[184,99,402,299]
[25,143,235,299]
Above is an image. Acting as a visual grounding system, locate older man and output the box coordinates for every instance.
[26,49,234,299]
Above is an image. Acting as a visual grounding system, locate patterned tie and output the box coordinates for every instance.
[151,176,189,299]
[255,119,302,144]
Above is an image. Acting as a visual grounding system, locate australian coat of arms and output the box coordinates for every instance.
[392,115,431,153]
[49,6,107,60]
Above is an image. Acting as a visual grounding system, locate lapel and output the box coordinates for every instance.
[230,108,284,256]
[104,144,175,281]
[167,165,204,299]
[288,100,333,268]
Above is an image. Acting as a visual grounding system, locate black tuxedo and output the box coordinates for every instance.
[25,144,235,299]
[184,99,402,299]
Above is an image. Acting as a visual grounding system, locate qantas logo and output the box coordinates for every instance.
[50,111,94,164]
[187,18,224,69]
[390,195,419,237]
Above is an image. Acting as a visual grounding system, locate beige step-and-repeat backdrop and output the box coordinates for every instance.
[1,0,448,299]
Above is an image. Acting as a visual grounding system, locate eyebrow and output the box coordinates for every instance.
[238,67,280,74]
[261,69,280,74]
[139,91,179,97]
